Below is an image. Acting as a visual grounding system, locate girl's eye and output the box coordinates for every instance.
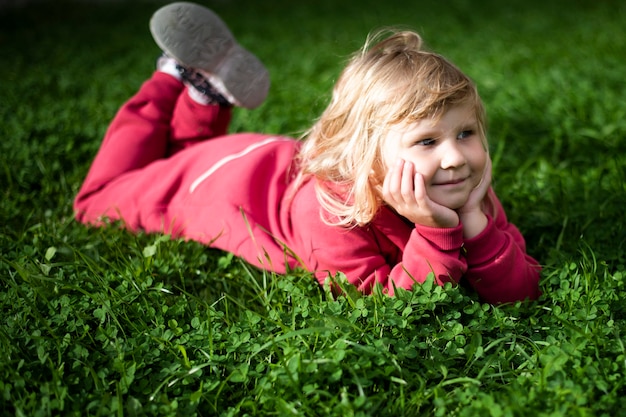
[458,130,474,140]
[417,138,436,146]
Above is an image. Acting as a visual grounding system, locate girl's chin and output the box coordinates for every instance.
[429,194,469,210]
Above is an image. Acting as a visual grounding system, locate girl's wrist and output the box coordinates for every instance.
[459,210,488,239]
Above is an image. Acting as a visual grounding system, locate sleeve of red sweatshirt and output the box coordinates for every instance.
[298,217,469,297]
[461,197,542,303]
[289,184,467,296]
[291,184,540,303]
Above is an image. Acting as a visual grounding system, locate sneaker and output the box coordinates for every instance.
[149,2,269,109]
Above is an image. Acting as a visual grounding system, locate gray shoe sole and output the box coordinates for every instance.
[149,1,269,109]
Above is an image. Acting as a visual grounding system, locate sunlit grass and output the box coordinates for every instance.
[1,0,625,415]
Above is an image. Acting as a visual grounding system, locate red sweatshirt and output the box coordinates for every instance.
[75,72,541,303]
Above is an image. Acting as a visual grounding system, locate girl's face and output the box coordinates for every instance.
[381,103,487,210]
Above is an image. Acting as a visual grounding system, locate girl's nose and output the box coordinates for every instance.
[440,142,466,169]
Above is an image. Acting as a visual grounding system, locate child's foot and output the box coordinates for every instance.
[149,2,269,109]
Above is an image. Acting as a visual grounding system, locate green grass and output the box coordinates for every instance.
[1,0,626,415]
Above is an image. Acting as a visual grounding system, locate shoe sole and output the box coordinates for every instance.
[149,2,269,109]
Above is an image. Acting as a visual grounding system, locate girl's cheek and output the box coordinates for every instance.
[410,163,430,181]
[475,143,488,165]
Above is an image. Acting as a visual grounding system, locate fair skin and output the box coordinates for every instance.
[381,103,491,239]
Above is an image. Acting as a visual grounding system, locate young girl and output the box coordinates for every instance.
[74,2,541,304]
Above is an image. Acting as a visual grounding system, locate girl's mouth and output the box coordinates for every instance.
[433,177,467,186]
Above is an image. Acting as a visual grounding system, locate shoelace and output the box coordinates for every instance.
[176,65,232,107]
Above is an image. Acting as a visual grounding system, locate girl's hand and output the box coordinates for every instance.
[457,156,492,238]
[382,159,459,228]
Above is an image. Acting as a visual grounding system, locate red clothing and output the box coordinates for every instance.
[75,72,541,303]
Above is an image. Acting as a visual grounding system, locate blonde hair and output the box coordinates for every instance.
[297,29,488,227]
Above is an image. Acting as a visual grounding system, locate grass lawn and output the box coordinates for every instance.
[1,0,626,415]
